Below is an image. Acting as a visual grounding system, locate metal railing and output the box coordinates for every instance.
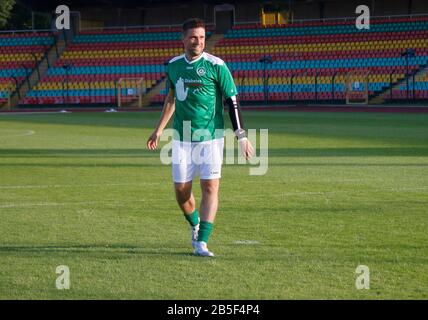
[292,13,428,24]
[0,29,53,35]
[79,23,216,32]
[234,13,428,26]
[1,12,426,35]
[235,69,350,105]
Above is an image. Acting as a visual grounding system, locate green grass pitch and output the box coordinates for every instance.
[0,110,427,299]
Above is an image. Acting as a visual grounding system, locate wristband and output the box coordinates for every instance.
[235,128,246,140]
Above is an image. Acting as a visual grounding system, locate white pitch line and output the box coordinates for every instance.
[390,186,428,191]
[0,112,63,115]
[1,183,426,193]
[0,182,164,189]
[0,202,86,208]
[0,199,158,209]
[21,130,35,136]
[234,240,260,245]
[0,130,35,138]
[281,187,428,196]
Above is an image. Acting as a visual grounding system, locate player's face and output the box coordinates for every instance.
[183,27,205,59]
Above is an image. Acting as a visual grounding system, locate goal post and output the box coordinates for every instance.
[117,77,145,108]
[346,69,370,105]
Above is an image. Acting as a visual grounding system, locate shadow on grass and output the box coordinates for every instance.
[1,147,428,158]
[0,112,160,130]
[266,147,428,157]
[240,163,428,167]
[0,163,165,168]
[0,244,193,257]
[0,147,427,168]
[0,149,159,158]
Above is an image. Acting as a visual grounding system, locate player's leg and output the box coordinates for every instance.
[174,181,200,246]
[193,138,223,257]
[199,178,219,223]
[198,177,219,234]
[193,178,219,257]
[172,139,199,247]
[174,181,195,214]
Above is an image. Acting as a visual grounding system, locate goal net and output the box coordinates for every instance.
[345,69,370,105]
[117,78,145,108]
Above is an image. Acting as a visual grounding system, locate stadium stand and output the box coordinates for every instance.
[22,27,212,105]
[3,15,428,107]
[0,31,54,107]
[209,16,428,103]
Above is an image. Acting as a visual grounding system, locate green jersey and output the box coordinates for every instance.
[167,52,237,142]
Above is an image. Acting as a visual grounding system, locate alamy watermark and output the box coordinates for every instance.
[55,5,70,30]
[356,5,370,30]
[56,265,70,290]
[355,265,370,290]
[159,121,268,176]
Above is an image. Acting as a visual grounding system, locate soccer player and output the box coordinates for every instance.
[147,18,254,257]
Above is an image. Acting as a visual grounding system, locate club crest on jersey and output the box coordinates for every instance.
[196,67,206,76]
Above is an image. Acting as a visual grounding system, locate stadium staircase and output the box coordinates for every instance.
[370,63,428,104]
[9,39,67,108]
[369,75,405,104]
[0,31,55,109]
[387,63,428,102]
[141,33,224,107]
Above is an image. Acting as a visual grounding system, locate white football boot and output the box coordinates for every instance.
[193,241,214,257]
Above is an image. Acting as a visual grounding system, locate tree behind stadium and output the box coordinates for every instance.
[0,0,15,28]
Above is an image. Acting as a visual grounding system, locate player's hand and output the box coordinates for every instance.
[238,137,255,160]
[147,130,161,150]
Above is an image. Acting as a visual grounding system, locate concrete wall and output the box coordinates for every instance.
[292,0,427,21]
[74,0,427,29]
[412,0,428,13]
[235,2,261,23]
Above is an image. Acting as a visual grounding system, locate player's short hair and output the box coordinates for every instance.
[182,18,205,35]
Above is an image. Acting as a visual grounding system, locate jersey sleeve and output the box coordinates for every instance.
[166,63,175,90]
[216,62,238,99]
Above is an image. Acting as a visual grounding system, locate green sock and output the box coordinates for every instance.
[197,221,213,243]
[184,209,199,227]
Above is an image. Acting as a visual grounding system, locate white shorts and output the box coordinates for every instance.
[172,138,224,183]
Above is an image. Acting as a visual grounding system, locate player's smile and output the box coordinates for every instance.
[183,27,205,60]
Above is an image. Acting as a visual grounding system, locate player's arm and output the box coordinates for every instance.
[225,95,255,160]
[147,89,175,150]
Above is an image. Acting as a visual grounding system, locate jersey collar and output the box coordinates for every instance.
[184,52,205,64]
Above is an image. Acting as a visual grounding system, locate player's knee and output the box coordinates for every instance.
[201,183,218,198]
[175,185,192,202]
